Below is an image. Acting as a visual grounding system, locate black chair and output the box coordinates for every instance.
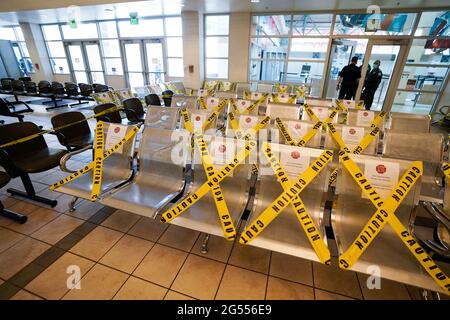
[39,80,66,110]
[51,111,94,151]
[0,172,27,223]
[25,81,39,97]
[94,84,109,93]
[19,77,32,82]
[123,97,145,124]
[8,80,33,112]
[161,90,174,107]
[0,122,68,207]
[0,78,13,94]
[144,93,162,106]
[94,103,122,124]
[0,98,25,121]
[79,83,94,101]
[64,82,89,107]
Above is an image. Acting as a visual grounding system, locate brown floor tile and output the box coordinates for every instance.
[63,264,128,300]
[66,201,103,220]
[10,290,43,300]
[314,289,355,300]
[101,209,140,233]
[270,252,313,286]
[70,226,123,261]
[0,228,26,254]
[191,234,234,263]
[357,273,411,300]
[133,244,187,288]
[313,262,362,299]
[113,277,167,300]
[0,237,50,280]
[164,290,195,300]
[266,276,314,300]
[171,254,225,300]
[25,252,95,300]
[228,243,271,274]
[216,265,267,300]
[32,214,84,245]
[128,217,168,242]
[100,235,153,274]
[158,224,200,252]
[8,200,42,215]
[7,207,60,235]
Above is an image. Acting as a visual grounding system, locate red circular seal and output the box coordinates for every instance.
[219,145,226,153]
[241,101,246,105]
[114,127,120,133]
[245,117,252,123]
[291,151,300,159]
[195,116,201,121]
[363,112,368,117]
[349,128,356,135]
[376,164,387,174]
[295,123,301,129]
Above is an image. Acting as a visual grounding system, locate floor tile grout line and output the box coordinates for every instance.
[264,251,272,300]
[311,261,316,300]
[355,269,365,300]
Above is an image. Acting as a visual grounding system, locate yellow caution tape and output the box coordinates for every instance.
[442,162,450,179]
[356,101,364,109]
[275,84,291,94]
[271,93,297,104]
[229,97,265,116]
[249,142,331,264]
[90,122,105,201]
[239,146,333,245]
[294,86,307,97]
[0,105,124,149]
[50,125,139,194]
[338,151,450,294]
[370,111,387,129]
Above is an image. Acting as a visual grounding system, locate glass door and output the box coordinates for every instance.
[66,41,106,85]
[143,39,166,85]
[356,39,408,111]
[66,42,89,84]
[324,39,370,98]
[122,39,167,88]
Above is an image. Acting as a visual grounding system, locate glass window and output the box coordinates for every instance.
[250,37,288,60]
[392,90,439,114]
[249,59,285,82]
[104,58,123,75]
[334,13,416,36]
[14,27,25,41]
[61,23,98,39]
[168,58,184,77]
[47,41,66,57]
[252,15,290,36]
[0,27,17,40]
[166,37,183,57]
[19,42,30,57]
[205,37,229,58]
[406,39,450,65]
[118,19,164,37]
[101,40,121,57]
[99,21,118,38]
[289,38,329,60]
[286,61,324,83]
[206,58,228,79]
[42,25,61,40]
[398,66,448,91]
[290,14,332,36]
[205,15,229,35]
[165,17,182,36]
[415,11,450,36]
[50,58,70,74]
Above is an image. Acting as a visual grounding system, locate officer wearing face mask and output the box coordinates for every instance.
[361,60,383,110]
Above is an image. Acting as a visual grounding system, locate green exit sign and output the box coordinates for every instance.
[129,12,139,25]
[69,19,77,28]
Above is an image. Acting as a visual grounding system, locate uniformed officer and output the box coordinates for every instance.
[336,56,361,100]
[361,60,383,110]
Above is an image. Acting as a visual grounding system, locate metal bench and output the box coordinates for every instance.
[170,95,198,109]
[266,102,301,120]
[389,112,431,133]
[270,119,322,148]
[144,106,180,129]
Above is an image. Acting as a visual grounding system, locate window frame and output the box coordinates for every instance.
[204,14,230,80]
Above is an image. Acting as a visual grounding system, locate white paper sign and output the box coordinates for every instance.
[356,110,375,127]
[236,99,252,113]
[311,107,338,123]
[277,94,290,103]
[104,124,127,154]
[238,115,258,131]
[207,97,220,109]
[363,160,400,199]
[210,139,235,175]
[191,113,206,131]
[252,92,263,100]
[343,100,356,109]
[287,121,310,140]
[280,147,311,181]
[197,89,208,97]
[342,126,365,151]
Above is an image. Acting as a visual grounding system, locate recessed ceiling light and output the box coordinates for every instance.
[251,0,260,3]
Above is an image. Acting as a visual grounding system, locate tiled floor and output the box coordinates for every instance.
[0,97,444,300]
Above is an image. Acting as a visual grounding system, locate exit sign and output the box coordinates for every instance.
[129,12,139,25]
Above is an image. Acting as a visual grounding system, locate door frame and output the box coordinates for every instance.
[65,40,106,84]
[121,38,168,88]
[355,38,409,112]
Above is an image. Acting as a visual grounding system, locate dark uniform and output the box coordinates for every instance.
[361,67,383,110]
[338,64,361,100]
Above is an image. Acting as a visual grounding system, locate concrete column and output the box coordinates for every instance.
[228,12,250,83]
[182,11,203,90]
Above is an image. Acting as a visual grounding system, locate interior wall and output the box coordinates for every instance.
[182,11,203,90]
[228,12,250,83]
[106,75,126,89]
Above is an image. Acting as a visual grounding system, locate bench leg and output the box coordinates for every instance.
[201,233,210,254]
[0,201,27,224]
[69,196,80,212]
[7,174,58,207]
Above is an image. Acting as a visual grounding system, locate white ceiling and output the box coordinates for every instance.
[0,0,449,25]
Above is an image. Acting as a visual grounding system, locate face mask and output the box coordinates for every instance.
[373,63,379,69]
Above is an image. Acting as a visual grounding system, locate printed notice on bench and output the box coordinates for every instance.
[363,159,400,200]
[192,113,206,131]
[356,110,375,127]
[105,124,127,154]
[342,126,365,151]
[280,147,311,181]
[211,139,236,177]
